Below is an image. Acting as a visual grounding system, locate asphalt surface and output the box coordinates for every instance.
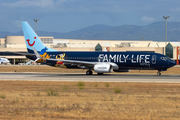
[0,73,180,83]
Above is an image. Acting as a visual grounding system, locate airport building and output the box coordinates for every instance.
[0,36,180,64]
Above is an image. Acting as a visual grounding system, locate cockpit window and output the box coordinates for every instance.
[160,57,168,61]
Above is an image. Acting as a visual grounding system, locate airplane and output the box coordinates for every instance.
[21,21,176,75]
[0,57,10,65]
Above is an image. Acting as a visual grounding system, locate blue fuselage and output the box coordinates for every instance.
[27,50,176,71]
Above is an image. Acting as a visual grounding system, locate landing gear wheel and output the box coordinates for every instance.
[97,73,103,75]
[86,70,92,75]
[157,72,161,76]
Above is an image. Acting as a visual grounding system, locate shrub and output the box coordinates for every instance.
[46,88,58,96]
[77,82,85,90]
[95,83,98,87]
[106,83,109,87]
[78,81,84,87]
[114,88,121,93]
[0,94,6,99]
[62,86,69,91]
[78,86,84,90]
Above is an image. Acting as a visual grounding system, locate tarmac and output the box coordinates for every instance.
[0,72,180,83]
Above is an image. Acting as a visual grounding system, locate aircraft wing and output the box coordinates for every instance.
[48,58,95,66]
[46,58,119,70]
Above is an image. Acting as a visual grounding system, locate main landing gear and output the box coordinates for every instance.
[157,70,161,76]
[86,70,93,75]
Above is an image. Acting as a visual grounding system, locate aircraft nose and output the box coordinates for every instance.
[173,61,177,66]
[169,59,176,67]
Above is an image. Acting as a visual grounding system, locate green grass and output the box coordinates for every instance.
[46,88,58,96]
[62,86,69,91]
[114,88,121,93]
[78,86,84,90]
[77,81,85,90]
[106,83,109,87]
[78,81,84,87]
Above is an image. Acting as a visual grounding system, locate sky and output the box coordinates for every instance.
[0,0,180,33]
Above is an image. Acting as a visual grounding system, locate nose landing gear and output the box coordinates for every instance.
[157,70,161,76]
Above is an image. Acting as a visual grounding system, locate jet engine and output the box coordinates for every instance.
[94,63,113,73]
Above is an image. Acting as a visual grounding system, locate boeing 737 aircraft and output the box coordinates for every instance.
[0,57,10,64]
[21,21,176,75]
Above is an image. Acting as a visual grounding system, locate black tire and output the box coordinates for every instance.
[86,70,93,75]
[86,71,90,75]
[157,72,161,76]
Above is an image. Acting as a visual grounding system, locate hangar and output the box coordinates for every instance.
[0,36,179,64]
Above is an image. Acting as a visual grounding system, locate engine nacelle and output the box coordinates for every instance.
[114,69,130,72]
[94,63,113,73]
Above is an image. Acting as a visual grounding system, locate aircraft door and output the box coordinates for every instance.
[152,55,156,64]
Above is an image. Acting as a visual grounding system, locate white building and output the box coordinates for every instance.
[0,36,179,64]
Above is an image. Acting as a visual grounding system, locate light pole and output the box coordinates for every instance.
[163,16,170,55]
[33,19,40,34]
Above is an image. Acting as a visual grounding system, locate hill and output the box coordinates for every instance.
[0,21,180,41]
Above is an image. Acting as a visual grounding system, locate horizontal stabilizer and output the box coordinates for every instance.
[34,58,40,62]
[25,60,33,65]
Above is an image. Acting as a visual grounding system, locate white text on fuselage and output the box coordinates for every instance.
[98,54,151,64]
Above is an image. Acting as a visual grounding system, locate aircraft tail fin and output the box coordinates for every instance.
[21,21,57,53]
